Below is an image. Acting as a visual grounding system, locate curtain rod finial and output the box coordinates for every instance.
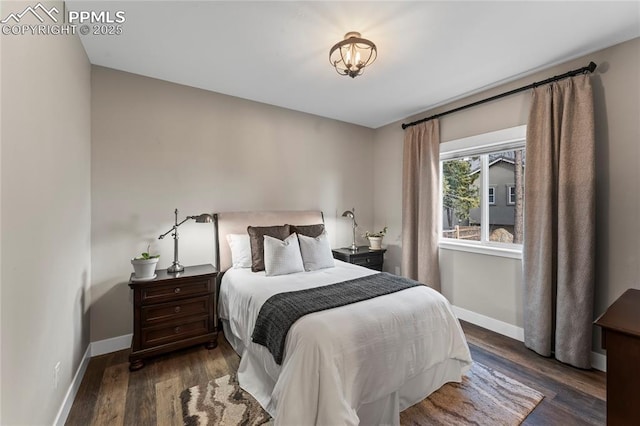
[588,62,597,73]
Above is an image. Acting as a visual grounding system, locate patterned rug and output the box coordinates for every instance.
[400,362,544,425]
[180,374,271,426]
[180,362,543,426]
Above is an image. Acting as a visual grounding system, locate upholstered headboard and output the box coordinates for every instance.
[215,210,324,273]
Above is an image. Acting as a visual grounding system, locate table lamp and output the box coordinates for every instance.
[342,208,358,252]
[159,208,213,273]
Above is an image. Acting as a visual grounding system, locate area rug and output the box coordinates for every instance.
[180,362,543,426]
[180,374,271,426]
[399,362,544,425]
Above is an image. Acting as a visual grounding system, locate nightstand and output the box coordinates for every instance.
[332,246,386,271]
[128,264,218,371]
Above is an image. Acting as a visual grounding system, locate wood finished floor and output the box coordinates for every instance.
[66,321,606,425]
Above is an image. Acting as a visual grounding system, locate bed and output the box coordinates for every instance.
[215,210,472,425]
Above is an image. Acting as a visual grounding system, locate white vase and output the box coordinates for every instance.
[368,236,383,250]
[131,257,159,279]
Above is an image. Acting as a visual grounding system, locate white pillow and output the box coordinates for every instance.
[263,234,304,277]
[298,231,335,271]
[226,234,252,268]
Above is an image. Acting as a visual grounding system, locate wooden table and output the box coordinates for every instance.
[128,264,218,371]
[594,288,640,425]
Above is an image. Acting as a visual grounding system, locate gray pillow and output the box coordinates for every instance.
[247,225,291,272]
[297,231,335,271]
[263,234,305,277]
[289,223,325,238]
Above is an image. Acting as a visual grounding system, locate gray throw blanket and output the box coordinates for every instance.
[252,272,422,365]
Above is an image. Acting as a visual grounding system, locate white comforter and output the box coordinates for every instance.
[219,260,472,425]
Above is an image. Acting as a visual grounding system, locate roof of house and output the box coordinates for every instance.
[468,153,523,175]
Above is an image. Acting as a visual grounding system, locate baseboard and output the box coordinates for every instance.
[53,344,91,426]
[452,305,525,341]
[53,334,132,425]
[590,350,607,372]
[90,333,132,357]
[452,305,606,372]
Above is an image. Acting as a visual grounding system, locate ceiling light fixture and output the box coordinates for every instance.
[329,32,377,78]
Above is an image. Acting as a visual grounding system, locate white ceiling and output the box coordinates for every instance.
[70,1,640,129]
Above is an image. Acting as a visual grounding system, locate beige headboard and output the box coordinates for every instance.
[215,210,324,273]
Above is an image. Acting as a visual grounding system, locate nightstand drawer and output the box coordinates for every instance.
[141,295,212,326]
[141,316,209,348]
[141,278,211,304]
[352,255,382,267]
[332,247,386,272]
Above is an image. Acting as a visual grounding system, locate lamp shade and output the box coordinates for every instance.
[193,213,213,223]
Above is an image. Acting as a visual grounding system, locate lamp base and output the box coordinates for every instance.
[349,244,359,252]
[167,262,184,273]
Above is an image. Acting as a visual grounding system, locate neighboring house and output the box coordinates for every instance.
[469,154,524,234]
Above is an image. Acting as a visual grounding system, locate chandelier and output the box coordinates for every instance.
[329,32,377,78]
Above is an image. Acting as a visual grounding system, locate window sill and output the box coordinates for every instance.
[439,240,523,259]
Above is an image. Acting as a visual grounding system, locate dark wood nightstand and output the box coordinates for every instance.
[128,264,218,371]
[332,246,386,271]
[595,289,640,425]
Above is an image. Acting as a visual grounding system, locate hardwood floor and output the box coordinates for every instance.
[463,322,605,425]
[66,321,605,425]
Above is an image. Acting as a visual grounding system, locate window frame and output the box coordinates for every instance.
[439,125,526,259]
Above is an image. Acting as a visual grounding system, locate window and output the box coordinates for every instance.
[488,186,496,205]
[439,126,526,257]
[507,185,516,205]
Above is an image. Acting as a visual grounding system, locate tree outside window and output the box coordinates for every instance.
[442,158,480,240]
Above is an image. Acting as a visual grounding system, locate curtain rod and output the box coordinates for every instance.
[401,61,597,130]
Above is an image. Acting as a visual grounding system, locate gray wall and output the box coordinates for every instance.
[373,37,640,349]
[90,67,375,342]
[0,6,92,424]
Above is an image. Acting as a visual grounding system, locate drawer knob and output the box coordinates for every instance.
[174,306,181,313]
[366,258,371,263]
[174,326,182,333]
[174,287,181,294]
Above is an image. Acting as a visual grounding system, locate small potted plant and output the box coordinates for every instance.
[131,245,160,280]
[363,226,387,250]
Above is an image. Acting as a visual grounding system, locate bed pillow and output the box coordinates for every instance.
[263,234,305,277]
[226,233,252,269]
[247,225,291,272]
[289,223,325,238]
[297,231,335,271]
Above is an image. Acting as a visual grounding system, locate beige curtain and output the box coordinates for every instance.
[402,120,441,291]
[524,74,595,369]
